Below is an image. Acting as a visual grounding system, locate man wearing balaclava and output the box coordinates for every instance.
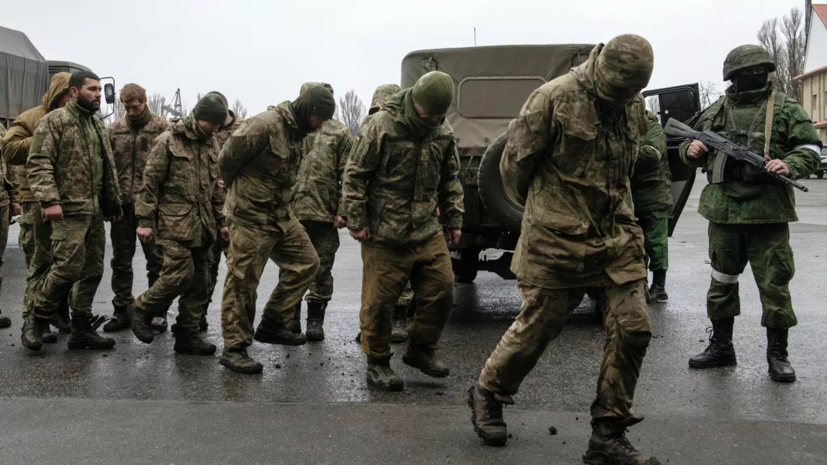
[467,35,661,464]
[104,83,170,334]
[217,87,334,374]
[681,45,820,384]
[343,71,464,392]
[130,93,229,357]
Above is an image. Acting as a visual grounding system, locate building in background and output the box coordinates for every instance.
[797,4,827,144]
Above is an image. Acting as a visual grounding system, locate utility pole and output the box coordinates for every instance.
[163,88,184,118]
[474,27,477,46]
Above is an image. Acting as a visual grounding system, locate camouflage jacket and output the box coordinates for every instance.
[27,100,122,217]
[219,102,302,232]
[0,125,10,207]
[343,88,464,248]
[291,118,353,223]
[502,44,648,289]
[679,83,821,224]
[108,114,169,205]
[135,118,224,247]
[215,111,245,150]
[631,111,672,214]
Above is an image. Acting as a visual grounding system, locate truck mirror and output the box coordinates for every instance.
[104,83,116,105]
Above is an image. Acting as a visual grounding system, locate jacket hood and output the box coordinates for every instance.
[42,72,71,111]
[378,88,407,117]
[570,44,602,97]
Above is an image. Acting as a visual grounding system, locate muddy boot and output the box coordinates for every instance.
[67,314,116,350]
[199,313,209,332]
[688,317,736,368]
[21,313,45,352]
[55,297,71,334]
[131,305,155,344]
[366,354,404,391]
[41,327,57,344]
[767,328,796,382]
[0,309,10,329]
[220,348,263,374]
[173,326,216,356]
[403,342,449,378]
[391,304,409,343]
[287,302,302,334]
[103,305,132,333]
[648,271,668,303]
[583,418,660,465]
[151,310,168,335]
[254,318,307,346]
[305,301,326,342]
[467,383,513,446]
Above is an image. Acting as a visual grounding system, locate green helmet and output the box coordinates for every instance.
[723,45,776,81]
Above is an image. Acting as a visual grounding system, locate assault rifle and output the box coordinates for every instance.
[663,118,808,192]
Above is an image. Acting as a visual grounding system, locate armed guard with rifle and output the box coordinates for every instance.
[679,45,821,383]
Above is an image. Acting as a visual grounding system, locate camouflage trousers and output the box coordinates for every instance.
[221,220,319,350]
[110,203,163,308]
[134,241,211,335]
[637,210,669,273]
[32,212,106,318]
[0,203,8,309]
[280,220,340,305]
[360,234,454,357]
[479,279,651,422]
[707,222,796,328]
[397,280,414,307]
[203,233,228,315]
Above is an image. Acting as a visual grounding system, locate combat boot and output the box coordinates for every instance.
[0,309,10,329]
[391,304,409,343]
[41,327,57,344]
[173,326,216,356]
[648,271,668,303]
[55,297,71,334]
[467,383,513,446]
[151,310,168,334]
[220,348,264,374]
[688,317,736,368]
[305,301,326,342]
[103,305,132,332]
[403,341,449,378]
[67,314,116,350]
[254,318,307,346]
[199,313,209,332]
[287,302,302,334]
[583,418,660,465]
[366,354,404,391]
[21,313,45,352]
[131,305,155,344]
[767,328,796,382]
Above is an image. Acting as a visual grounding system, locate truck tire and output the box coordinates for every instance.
[818,170,824,179]
[453,247,480,283]
[478,133,524,232]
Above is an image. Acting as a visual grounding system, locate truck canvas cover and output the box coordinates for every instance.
[0,25,49,123]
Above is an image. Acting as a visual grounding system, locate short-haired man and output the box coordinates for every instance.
[27,70,123,351]
[104,83,170,333]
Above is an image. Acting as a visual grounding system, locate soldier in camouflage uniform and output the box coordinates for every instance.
[284,82,353,341]
[632,111,671,303]
[218,87,334,374]
[130,94,228,355]
[344,72,464,392]
[682,45,821,383]
[0,123,15,329]
[26,71,123,351]
[468,36,661,465]
[3,72,72,346]
[104,83,170,333]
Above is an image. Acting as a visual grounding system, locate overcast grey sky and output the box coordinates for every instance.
[0,0,804,115]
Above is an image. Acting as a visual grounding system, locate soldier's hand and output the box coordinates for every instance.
[219,226,230,242]
[446,228,461,246]
[108,215,123,222]
[217,179,226,190]
[686,140,709,159]
[10,202,20,216]
[136,227,154,244]
[766,159,791,176]
[334,216,347,229]
[44,205,63,222]
[350,227,371,242]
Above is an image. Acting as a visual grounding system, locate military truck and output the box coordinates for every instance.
[401,45,700,282]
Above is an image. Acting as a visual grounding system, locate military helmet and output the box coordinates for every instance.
[369,84,401,114]
[723,45,776,81]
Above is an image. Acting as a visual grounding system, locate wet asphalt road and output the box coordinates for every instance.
[1,177,827,464]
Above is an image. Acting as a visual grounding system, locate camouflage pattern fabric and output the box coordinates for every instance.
[343,88,464,248]
[0,203,8,306]
[214,112,245,150]
[0,125,9,207]
[631,111,672,214]
[502,43,649,290]
[221,220,319,350]
[707,222,796,328]
[18,202,50,315]
[109,203,164,308]
[637,211,669,273]
[359,234,454,357]
[369,84,401,114]
[479,280,650,421]
[397,280,414,307]
[107,113,169,204]
[279,220,339,304]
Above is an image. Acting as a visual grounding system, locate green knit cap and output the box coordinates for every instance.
[193,93,227,125]
[412,71,454,115]
[205,91,229,109]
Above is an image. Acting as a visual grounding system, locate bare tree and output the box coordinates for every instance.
[699,80,723,109]
[147,92,168,119]
[334,89,366,137]
[232,99,248,119]
[101,98,125,127]
[645,96,660,115]
[758,8,806,101]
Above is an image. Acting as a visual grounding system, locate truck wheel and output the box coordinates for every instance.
[818,171,824,179]
[454,247,480,283]
[478,133,524,232]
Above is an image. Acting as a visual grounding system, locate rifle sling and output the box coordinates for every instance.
[763,91,775,160]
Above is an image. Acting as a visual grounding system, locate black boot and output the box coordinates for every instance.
[173,325,216,356]
[648,271,668,303]
[403,341,449,378]
[366,354,404,391]
[254,318,306,345]
[305,301,326,341]
[391,304,410,343]
[199,313,209,332]
[151,310,168,334]
[21,313,45,352]
[689,317,736,368]
[55,296,71,334]
[220,348,263,374]
[0,309,10,329]
[103,305,132,332]
[68,314,116,350]
[584,418,660,465]
[287,302,302,334]
[467,383,513,446]
[41,327,57,344]
[767,328,796,382]
[131,305,155,344]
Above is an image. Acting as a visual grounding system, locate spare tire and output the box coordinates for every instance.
[478,133,524,232]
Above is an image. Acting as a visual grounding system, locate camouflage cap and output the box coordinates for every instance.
[594,34,654,107]
[369,84,401,114]
[300,82,334,96]
[723,45,776,81]
[412,71,454,115]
